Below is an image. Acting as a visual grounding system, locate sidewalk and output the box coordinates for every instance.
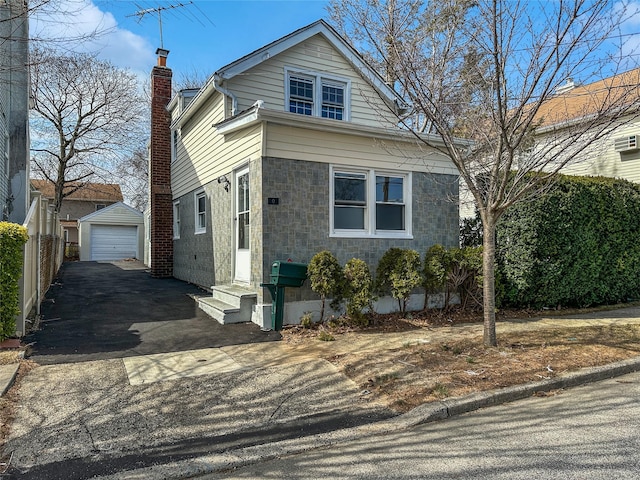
[3,306,640,479]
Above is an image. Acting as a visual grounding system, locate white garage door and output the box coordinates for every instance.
[90,225,138,261]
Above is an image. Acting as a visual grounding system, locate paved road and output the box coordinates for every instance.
[26,261,280,364]
[198,371,640,479]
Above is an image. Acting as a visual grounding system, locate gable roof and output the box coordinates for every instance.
[171,19,408,128]
[532,68,640,129]
[31,179,123,202]
[78,201,143,222]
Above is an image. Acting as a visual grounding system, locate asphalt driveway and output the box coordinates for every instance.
[25,261,281,364]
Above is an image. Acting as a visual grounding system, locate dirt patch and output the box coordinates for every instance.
[282,308,640,412]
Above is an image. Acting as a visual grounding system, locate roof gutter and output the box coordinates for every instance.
[213,74,238,117]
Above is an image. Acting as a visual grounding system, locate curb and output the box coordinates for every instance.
[0,363,20,397]
[96,355,640,479]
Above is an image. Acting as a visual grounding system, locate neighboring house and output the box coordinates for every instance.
[150,20,462,328]
[0,0,29,223]
[1,2,63,336]
[30,180,124,246]
[460,69,640,219]
[533,70,640,181]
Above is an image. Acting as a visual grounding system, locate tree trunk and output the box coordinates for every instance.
[482,217,498,347]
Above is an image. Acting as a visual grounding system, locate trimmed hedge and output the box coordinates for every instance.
[0,222,29,340]
[497,175,640,308]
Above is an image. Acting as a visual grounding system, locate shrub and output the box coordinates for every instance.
[423,244,448,308]
[308,250,344,322]
[497,175,640,308]
[376,248,422,313]
[460,214,483,248]
[0,222,29,341]
[447,246,483,310]
[343,258,375,326]
[423,244,483,310]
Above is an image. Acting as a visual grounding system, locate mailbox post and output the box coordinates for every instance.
[260,261,307,331]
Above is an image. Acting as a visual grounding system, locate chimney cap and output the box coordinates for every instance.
[156,48,170,57]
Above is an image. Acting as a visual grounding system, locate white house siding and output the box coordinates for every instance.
[554,120,640,182]
[172,91,264,199]
[265,123,458,175]
[228,34,398,129]
[459,118,640,220]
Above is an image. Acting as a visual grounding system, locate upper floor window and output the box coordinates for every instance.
[321,82,344,120]
[330,166,411,238]
[95,204,106,211]
[289,75,314,116]
[286,68,349,121]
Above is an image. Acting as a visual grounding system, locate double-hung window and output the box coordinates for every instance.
[195,190,206,234]
[173,201,180,239]
[286,68,348,121]
[331,166,411,238]
[375,175,405,231]
[334,172,367,229]
[171,130,179,162]
[321,81,344,120]
[289,75,314,116]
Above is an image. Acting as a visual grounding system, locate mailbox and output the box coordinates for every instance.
[270,261,307,287]
[261,261,308,331]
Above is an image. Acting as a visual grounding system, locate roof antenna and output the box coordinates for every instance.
[128,1,194,49]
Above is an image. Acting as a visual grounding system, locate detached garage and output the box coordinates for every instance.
[78,203,144,261]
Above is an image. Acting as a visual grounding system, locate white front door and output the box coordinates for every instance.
[234,167,250,283]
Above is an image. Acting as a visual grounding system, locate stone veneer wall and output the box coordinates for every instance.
[260,157,459,302]
[172,184,216,289]
[211,172,234,285]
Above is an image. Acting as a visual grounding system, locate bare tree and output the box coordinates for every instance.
[29,47,147,213]
[329,0,640,346]
[116,147,149,212]
[174,67,209,92]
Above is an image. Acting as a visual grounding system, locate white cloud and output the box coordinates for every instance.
[30,0,156,74]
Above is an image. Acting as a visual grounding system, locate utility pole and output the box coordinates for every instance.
[128,2,193,48]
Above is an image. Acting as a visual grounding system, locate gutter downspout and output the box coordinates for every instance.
[213,74,238,117]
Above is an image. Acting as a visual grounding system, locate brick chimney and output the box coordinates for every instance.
[150,48,173,278]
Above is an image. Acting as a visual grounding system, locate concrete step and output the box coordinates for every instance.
[212,284,257,308]
[197,284,258,325]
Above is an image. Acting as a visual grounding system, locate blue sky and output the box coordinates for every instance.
[32,0,330,80]
[29,1,640,87]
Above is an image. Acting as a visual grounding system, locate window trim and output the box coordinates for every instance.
[194,190,206,234]
[172,200,180,239]
[171,129,179,163]
[285,67,351,121]
[329,165,412,239]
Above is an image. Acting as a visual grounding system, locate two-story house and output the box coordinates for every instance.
[150,20,462,328]
[534,69,640,180]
